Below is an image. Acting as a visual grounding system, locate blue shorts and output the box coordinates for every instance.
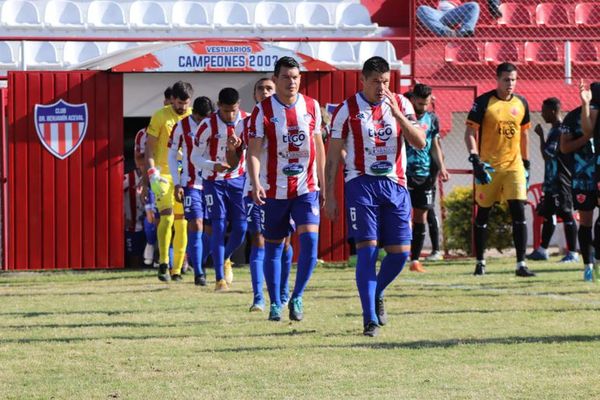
[245,195,264,234]
[125,231,146,257]
[203,176,247,221]
[183,187,205,221]
[345,175,412,246]
[263,192,320,240]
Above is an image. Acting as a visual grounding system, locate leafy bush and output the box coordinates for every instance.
[443,186,513,254]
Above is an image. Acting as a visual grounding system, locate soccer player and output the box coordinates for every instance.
[560,81,600,281]
[405,84,449,272]
[124,168,147,267]
[465,62,536,277]
[247,56,326,322]
[526,97,579,263]
[168,96,214,285]
[145,81,193,282]
[191,88,248,291]
[325,56,426,337]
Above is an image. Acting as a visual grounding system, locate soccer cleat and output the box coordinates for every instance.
[559,252,579,263]
[268,304,282,321]
[224,258,234,285]
[526,248,549,261]
[363,321,380,337]
[158,263,171,282]
[515,266,536,277]
[171,274,183,282]
[214,279,229,292]
[409,260,427,273]
[473,262,485,276]
[194,274,207,286]
[425,251,443,261]
[289,297,304,321]
[249,303,264,312]
[584,267,593,282]
[375,296,388,326]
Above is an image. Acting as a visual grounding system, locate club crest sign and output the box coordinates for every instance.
[34,99,88,160]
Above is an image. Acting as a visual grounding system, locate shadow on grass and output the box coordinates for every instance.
[0,287,170,297]
[1,320,208,329]
[0,307,184,318]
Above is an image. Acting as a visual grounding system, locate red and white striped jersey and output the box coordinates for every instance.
[167,115,202,189]
[330,92,416,186]
[191,110,248,181]
[248,94,322,200]
[124,170,145,232]
[134,128,147,156]
[236,115,254,197]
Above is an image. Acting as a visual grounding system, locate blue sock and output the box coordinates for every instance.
[144,218,156,246]
[188,230,204,276]
[224,219,247,260]
[264,242,284,307]
[249,246,265,304]
[211,219,226,281]
[356,246,379,325]
[201,232,211,265]
[291,232,318,299]
[168,246,174,269]
[375,251,409,299]
[280,244,293,302]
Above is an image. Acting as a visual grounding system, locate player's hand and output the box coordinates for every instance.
[145,209,155,224]
[174,185,184,203]
[580,79,592,105]
[252,184,266,206]
[383,86,403,120]
[214,162,231,173]
[523,159,531,190]
[227,134,242,152]
[439,168,450,182]
[534,124,544,137]
[319,190,327,210]
[469,154,494,185]
[324,195,338,220]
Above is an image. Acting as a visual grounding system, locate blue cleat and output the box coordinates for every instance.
[526,248,549,261]
[584,267,593,282]
[289,297,304,321]
[559,252,579,263]
[268,304,282,321]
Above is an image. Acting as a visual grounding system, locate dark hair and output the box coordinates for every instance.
[274,56,300,77]
[254,77,274,92]
[218,87,240,105]
[193,96,215,117]
[496,62,517,77]
[542,97,561,111]
[403,91,415,101]
[171,81,193,101]
[362,56,390,78]
[164,86,173,99]
[412,83,432,99]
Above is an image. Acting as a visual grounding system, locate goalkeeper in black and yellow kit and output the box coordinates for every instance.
[464,63,536,277]
[145,81,193,282]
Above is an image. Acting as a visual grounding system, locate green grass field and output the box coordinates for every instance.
[1,257,600,400]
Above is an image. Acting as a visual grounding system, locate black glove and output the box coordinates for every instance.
[469,154,494,185]
[523,159,530,189]
[488,0,503,19]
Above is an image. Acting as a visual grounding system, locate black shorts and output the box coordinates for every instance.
[407,175,435,210]
[572,189,596,211]
[537,187,573,218]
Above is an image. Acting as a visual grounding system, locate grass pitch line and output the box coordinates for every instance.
[402,278,600,306]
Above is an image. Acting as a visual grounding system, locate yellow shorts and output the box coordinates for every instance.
[153,174,184,215]
[475,169,526,208]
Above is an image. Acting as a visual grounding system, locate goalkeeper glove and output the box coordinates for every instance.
[469,154,495,185]
[147,167,168,197]
[523,159,531,189]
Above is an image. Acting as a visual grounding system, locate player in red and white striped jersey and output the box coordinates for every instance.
[325,57,426,337]
[247,57,326,322]
[191,88,248,291]
[124,169,147,267]
[167,96,214,286]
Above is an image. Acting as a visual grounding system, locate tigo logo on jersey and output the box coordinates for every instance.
[283,130,307,147]
[34,99,88,160]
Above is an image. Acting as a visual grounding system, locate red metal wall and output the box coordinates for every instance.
[1,87,7,269]
[300,70,401,262]
[6,71,124,270]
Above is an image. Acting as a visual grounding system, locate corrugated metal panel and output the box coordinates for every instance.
[6,71,124,270]
[1,88,7,270]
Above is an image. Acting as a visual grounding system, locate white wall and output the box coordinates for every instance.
[123,72,271,117]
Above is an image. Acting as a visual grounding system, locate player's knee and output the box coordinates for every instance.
[508,200,526,223]
[251,232,264,248]
[187,219,203,232]
[475,206,491,227]
[297,224,319,235]
[356,240,378,249]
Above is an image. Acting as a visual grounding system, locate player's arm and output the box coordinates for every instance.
[559,129,588,154]
[464,124,479,155]
[167,128,182,187]
[190,123,230,174]
[580,80,599,139]
[534,124,549,161]
[247,137,265,205]
[315,133,326,204]
[464,100,493,185]
[324,138,344,220]
[385,88,425,149]
[225,120,244,167]
[430,115,449,182]
[520,126,529,162]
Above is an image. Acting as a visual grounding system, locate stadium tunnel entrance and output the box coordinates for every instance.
[2,40,408,270]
